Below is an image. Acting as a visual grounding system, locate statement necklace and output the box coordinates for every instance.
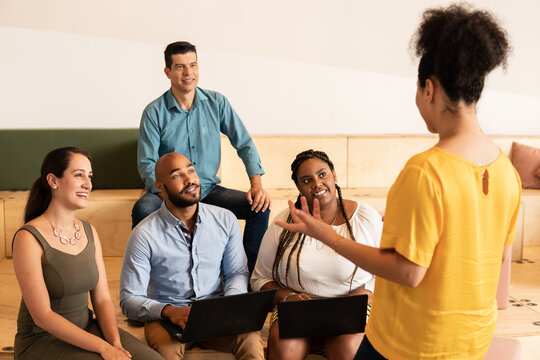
[45,213,81,245]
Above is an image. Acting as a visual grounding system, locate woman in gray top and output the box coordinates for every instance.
[12,146,162,360]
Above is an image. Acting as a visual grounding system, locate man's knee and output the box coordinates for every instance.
[145,321,185,360]
[132,193,162,228]
[231,331,265,360]
[244,207,270,236]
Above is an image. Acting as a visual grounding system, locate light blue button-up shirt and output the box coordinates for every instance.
[137,87,264,198]
[120,201,249,322]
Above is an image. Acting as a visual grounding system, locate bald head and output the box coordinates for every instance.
[155,152,200,209]
[155,152,201,211]
[155,152,191,183]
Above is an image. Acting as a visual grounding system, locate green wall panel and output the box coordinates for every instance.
[0,129,144,190]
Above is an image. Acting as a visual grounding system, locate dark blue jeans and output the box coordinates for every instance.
[131,192,163,228]
[354,336,387,360]
[131,185,270,273]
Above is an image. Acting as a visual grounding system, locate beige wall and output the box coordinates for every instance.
[1,0,539,135]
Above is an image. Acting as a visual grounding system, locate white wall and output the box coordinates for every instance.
[1,0,539,135]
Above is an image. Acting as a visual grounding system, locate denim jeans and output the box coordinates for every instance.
[131,192,163,228]
[131,185,270,273]
[354,336,387,360]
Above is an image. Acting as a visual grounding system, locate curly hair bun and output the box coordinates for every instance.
[412,3,511,104]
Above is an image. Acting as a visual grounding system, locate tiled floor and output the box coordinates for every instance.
[1,247,539,359]
[496,246,540,360]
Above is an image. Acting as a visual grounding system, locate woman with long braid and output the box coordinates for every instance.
[251,149,382,360]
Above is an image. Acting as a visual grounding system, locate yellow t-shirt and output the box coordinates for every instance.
[366,147,521,360]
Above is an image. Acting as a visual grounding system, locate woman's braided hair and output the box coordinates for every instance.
[272,149,359,292]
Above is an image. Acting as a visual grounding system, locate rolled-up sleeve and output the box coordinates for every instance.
[137,106,161,194]
[120,229,167,321]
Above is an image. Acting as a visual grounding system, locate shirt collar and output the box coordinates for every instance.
[165,87,208,112]
[158,201,202,228]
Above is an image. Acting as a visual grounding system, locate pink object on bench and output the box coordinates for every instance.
[484,337,521,360]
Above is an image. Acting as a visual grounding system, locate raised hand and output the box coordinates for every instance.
[276,197,337,246]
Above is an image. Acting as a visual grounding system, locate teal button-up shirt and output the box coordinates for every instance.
[137,87,264,198]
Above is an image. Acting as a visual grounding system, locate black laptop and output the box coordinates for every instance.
[160,289,276,343]
[277,294,368,338]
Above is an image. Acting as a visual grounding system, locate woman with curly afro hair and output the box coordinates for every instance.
[278,4,521,359]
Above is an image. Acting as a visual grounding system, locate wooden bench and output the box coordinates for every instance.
[2,134,540,260]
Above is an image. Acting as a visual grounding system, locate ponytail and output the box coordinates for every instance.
[24,176,52,223]
[24,146,90,223]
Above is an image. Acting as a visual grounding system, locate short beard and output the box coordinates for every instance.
[164,184,200,208]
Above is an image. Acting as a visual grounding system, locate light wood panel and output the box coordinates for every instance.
[3,192,26,258]
[347,136,438,188]
[0,260,19,353]
[220,136,348,190]
[0,199,4,261]
[2,135,540,255]
[80,190,143,256]
[522,190,540,246]
[492,136,540,156]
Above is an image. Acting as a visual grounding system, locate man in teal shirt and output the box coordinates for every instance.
[133,41,271,272]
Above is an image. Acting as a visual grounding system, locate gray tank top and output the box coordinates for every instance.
[14,221,99,353]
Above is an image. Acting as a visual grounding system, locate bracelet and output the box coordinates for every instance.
[282,291,297,302]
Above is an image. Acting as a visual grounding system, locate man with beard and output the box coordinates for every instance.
[120,152,264,360]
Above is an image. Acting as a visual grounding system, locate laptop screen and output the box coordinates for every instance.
[277,294,368,338]
[160,289,277,343]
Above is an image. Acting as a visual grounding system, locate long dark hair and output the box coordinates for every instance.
[272,149,359,292]
[24,146,91,223]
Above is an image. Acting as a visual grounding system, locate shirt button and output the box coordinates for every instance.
[191,146,195,149]
[193,161,197,165]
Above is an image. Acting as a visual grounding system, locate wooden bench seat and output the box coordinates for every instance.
[1,187,537,261]
[2,134,540,261]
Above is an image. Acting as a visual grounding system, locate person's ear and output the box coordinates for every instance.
[164,67,172,79]
[155,181,165,194]
[424,78,435,103]
[46,173,58,190]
